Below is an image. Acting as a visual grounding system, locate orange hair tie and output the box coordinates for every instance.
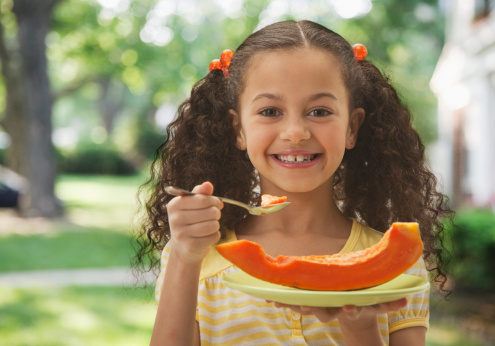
[352,44,367,61]
[209,49,234,77]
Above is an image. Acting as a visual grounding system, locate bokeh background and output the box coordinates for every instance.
[0,0,494,345]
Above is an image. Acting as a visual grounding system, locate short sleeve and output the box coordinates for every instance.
[154,242,171,307]
[388,256,430,333]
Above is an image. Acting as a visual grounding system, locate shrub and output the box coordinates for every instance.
[443,209,495,291]
[58,142,137,175]
[131,117,167,160]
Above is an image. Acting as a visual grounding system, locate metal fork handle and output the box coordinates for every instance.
[164,186,252,212]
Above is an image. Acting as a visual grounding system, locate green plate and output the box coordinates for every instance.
[222,272,429,307]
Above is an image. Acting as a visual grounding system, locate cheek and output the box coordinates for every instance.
[243,122,272,143]
[316,124,347,144]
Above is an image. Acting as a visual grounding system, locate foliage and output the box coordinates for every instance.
[331,0,444,144]
[0,0,446,217]
[48,0,268,164]
[443,209,495,291]
[128,115,167,161]
[57,142,137,175]
[43,0,444,169]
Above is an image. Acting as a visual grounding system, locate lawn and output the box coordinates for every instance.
[0,174,491,345]
[0,228,135,272]
[0,285,155,346]
[0,174,156,345]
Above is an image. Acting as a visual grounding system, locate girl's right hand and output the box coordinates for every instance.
[166,181,224,265]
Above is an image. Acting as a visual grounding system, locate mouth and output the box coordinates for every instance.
[274,154,319,163]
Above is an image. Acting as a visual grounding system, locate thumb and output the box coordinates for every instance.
[191,181,214,196]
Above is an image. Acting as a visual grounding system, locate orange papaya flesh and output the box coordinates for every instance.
[261,194,287,206]
[216,222,423,291]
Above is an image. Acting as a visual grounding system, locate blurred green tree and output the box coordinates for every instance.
[48,0,268,159]
[329,0,444,144]
[0,0,444,218]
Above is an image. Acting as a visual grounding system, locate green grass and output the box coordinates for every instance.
[0,174,155,345]
[0,174,149,272]
[55,173,148,229]
[0,285,155,346]
[0,228,136,272]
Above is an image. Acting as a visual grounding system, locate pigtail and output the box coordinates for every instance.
[164,70,257,230]
[134,70,257,274]
[337,61,453,292]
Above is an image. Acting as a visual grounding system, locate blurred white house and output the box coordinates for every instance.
[430,0,495,210]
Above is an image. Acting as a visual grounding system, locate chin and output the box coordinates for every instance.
[273,182,329,194]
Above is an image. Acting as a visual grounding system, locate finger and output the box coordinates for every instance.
[191,182,224,209]
[190,230,221,248]
[382,298,408,311]
[312,308,340,323]
[371,298,408,314]
[341,305,362,321]
[273,303,305,315]
[192,181,214,195]
[178,206,222,225]
[179,195,223,211]
[178,219,221,238]
[189,219,221,238]
[168,193,223,213]
[342,305,357,313]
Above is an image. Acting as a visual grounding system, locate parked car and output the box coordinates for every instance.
[0,182,19,208]
[0,165,25,209]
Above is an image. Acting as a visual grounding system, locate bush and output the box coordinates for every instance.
[443,209,495,291]
[57,142,137,175]
[132,117,167,160]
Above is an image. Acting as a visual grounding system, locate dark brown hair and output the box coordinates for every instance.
[134,20,452,291]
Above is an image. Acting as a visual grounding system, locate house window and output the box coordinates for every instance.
[474,0,493,19]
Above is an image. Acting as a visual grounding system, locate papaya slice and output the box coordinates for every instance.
[261,194,287,206]
[216,222,423,291]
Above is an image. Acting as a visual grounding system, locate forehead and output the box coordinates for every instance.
[240,48,347,104]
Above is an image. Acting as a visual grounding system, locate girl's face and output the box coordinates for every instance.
[233,48,364,194]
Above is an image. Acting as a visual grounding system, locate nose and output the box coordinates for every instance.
[279,115,310,143]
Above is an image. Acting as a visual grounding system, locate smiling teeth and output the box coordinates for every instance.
[277,154,315,163]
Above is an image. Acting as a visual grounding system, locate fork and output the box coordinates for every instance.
[164,186,291,216]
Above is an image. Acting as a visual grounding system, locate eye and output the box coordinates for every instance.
[308,108,332,117]
[259,108,282,117]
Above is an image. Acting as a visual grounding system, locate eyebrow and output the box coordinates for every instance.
[251,92,338,103]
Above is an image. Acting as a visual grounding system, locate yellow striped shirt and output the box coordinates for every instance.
[156,219,429,345]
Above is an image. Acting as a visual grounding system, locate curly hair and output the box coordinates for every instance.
[134,20,453,292]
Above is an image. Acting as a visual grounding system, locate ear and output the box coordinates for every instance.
[346,108,365,149]
[230,109,247,150]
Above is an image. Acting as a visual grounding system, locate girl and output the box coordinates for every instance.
[135,20,452,345]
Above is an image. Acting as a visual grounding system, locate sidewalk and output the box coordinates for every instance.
[0,267,156,288]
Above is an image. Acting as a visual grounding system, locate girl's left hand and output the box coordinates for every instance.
[271,297,407,325]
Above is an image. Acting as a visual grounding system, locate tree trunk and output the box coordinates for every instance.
[0,0,62,218]
[98,77,124,134]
